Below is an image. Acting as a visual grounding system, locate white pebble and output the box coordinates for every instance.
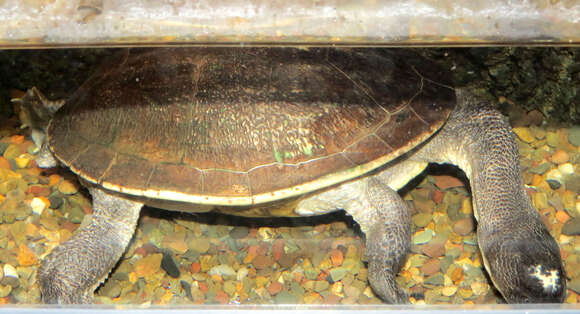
[208,264,236,277]
[236,267,249,281]
[546,169,563,183]
[30,197,46,215]
[3,264,18,279]
[557,163,575,176]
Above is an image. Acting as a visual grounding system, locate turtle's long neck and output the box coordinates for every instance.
[412,95,533,226]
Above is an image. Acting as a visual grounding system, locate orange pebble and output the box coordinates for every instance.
[555,210,571,223]
[49,174,61,186]
[10,135,24,144]
[531,174,544,187]
[329,249,344,267]
[0,157,10,169]
[17,243,38,266]
[191,261,201,273]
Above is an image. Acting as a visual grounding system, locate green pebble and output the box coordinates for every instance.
[313,280,330,293]
[148,229,164,248]
[329,267,348,282]
[181,249,201,262]
[274,291,298,304]
[67,205,85,224]
[568,278,580,294]
[568,126,580,147]
[439,255,455,273]
[530,162,551,175]
[304,268,319,280]
[412,213,433,228]
[562,218,580,236]
[290,281,304,296]
[223,280,237,296]
[546,131,560,147]
[98,280,122,298]
[413,229,433,245]
[0,143,9,155]
[190,239,210,254]
[564,174,580,194]
[229,226,249,239]
[2,144,20,159]
[407,255,429,268]
[424,273,444,286]
[464,264,484,278]
[445,247,462,259]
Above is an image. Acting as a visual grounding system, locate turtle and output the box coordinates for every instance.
[17,47,566,304]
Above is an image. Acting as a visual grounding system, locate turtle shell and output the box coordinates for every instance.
[47,48,455,207]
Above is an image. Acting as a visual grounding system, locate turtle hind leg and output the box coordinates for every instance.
[38,188,142,304]
[297,177,411,303]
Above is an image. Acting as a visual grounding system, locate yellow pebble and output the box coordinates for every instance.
[409,267,420,276]
[128,272,138,283]
[255,276,269,289]
[458,287,473,298]
[461,198,472,214]
[14,155,30,168]
[444,274,453,286]
[471,281,490,296]
[442,285,457,296]
[330,282,343,297]
[513,127,535,143]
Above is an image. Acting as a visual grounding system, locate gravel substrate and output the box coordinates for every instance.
[0,115,578,305]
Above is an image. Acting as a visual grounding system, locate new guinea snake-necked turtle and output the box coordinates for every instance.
[18,48,565,304]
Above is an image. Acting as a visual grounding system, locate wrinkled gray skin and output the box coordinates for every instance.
[29,92,565,304]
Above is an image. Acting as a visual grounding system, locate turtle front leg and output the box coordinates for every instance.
[297,177,411,303]
[38,188,142,304]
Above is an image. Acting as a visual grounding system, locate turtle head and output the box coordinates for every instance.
[12,87,63,168]
[480,222,566,303]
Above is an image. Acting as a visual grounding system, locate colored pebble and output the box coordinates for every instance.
[161,251,180,278]
[424,273,444,286]
[470,282,490,296]
[530,162,551,175]
[58,180,78,195]
[267,281,283,295]
[568,127,580,146]
[207,264,236,277]
[442,285,458,297]
[513,127,535,143]
[30,197,46,215]
[452,218,474,236]
[562,218,580,236]
[433,176,464,190]
[1,113,579,306]
[551,150,569,164]
[421,258,440,275]
[17,244,38,266]
[329,267,348,282]
[413,229,433,245]
[134,253,162,277]
[329,249,344,267]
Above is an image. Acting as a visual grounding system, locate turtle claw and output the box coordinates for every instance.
[368,260,410,304]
